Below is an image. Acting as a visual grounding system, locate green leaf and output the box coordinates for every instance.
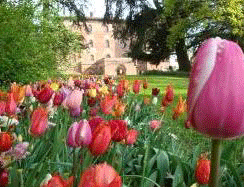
[173,164,186,187]
[144,171,158,187]
[157,150,170,184]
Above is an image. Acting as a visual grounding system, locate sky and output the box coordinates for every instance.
[84,0,155,18]
[85,0,106,18]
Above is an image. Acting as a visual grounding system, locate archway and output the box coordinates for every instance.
[116,64,126,76]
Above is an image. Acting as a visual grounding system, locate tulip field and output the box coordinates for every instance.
[0,72,243,187]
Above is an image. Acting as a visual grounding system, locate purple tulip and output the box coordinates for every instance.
[69,107,82,117]
[67,120,92,147]
[188,37,244,139]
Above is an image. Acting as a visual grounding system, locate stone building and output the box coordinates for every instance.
[63,16,178,76]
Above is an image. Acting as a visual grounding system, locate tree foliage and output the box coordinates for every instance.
[105,0,244,72]
[0,1,83,84]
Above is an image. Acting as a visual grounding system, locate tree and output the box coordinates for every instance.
[105,0,244,72]
[0,1,83,84]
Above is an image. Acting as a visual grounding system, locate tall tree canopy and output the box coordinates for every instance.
[105,0,244,72]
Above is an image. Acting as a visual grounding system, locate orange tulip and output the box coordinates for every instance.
[30,107,48,137]
[89,124,111,156]
[172,96,186,120]
[112,102,126,117]
[10,83,26,104]
[79,162,122,187]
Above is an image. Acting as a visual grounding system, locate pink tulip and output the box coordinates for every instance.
[25,85,33,97]
[67,120,92,148]
[5,93,17,116]
[0,101,6,116]
[188,37,244,139]
[149,120,161,131]
[66,90,83,110]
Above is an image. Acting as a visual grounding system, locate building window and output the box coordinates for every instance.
[106,54,111,58]
[90,55,94,62]
[89,40,93,48]
[105,40,110,48]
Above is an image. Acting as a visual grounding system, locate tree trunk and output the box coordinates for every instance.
[175,38,191,72]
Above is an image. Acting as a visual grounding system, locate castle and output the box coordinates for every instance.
[63,16,178,76]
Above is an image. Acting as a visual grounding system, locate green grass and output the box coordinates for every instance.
[125,75,189,96]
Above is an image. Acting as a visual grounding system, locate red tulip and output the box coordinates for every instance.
[89,124,111,156]
[79,162,122,187]
[152,88,160,96]
[0,169,9,187]
[133,80,141,94]
[0,132,13,152]
[67,120,92,148]
[37,86,54,104]
[100,95,117,115]
[125,129,138,145]
[41,173,74,187]
[89,107,99,117]
[188,37,244,139]
[195,154,210,185]
[108,120,127,142]
[143,80,148,89]
[88,116,105,132]
[87,97,97,107]
[5,93,17,116]
[53,92,65,106]
[165,84,174,102]
[30,107,48,137]
[117,82,125,97]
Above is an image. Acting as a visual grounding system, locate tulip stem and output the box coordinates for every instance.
[72,148,79,187]
[209,139,222,187]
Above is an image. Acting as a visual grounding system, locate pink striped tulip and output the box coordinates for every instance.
[67,120,92,148]
[188,37,244,139]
